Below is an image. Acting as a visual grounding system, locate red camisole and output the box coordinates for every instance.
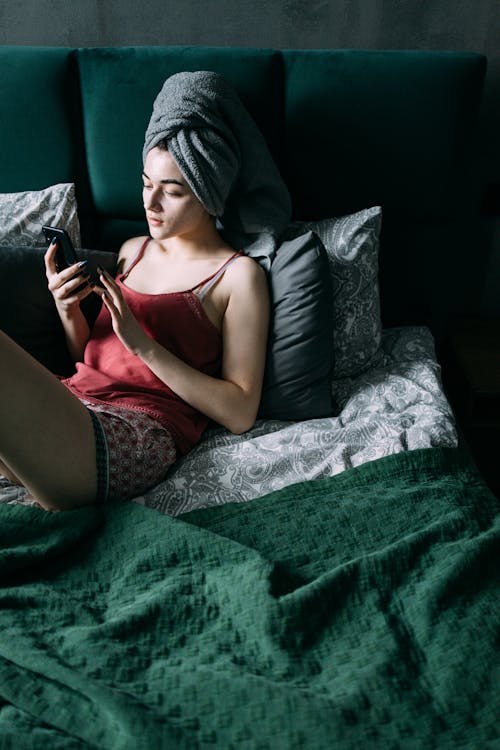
[62,239,241,455]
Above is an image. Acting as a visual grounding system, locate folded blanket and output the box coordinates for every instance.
[143,71,292,268]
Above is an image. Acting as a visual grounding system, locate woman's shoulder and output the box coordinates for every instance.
[116,236,150,273]
[232,252,266,280]
[223,252,267,297]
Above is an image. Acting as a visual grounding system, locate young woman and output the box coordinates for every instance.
[0,144,269,511]
[0,70,291,511]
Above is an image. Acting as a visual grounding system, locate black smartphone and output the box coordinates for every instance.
[42,225,79,271]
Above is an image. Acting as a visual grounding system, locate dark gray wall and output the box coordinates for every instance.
[2,0,499,313]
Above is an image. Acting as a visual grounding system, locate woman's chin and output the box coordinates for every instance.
[147,221,169,238]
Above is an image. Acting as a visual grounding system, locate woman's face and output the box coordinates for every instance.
[142,147,211,242]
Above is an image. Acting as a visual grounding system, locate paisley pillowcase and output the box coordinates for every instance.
[0,183,81,248]
[299,206,383,379]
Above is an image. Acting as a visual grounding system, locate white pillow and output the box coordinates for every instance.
[0,183,81,248]
[290,206,383,379]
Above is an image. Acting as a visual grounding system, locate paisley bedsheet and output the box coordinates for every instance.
[0,326,458,515]
[136,325,458,515]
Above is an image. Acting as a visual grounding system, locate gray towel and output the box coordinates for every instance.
[143,71,291,268]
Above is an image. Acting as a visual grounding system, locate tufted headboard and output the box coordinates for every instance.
[0,45,486,338]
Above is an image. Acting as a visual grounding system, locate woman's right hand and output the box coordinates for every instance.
[45,240,95,314]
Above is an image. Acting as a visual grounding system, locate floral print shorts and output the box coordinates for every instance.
[85,402,177,503]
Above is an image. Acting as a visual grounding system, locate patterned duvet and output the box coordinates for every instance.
[0,326,457,515]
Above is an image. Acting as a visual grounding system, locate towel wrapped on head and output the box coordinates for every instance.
[143,71,291,268]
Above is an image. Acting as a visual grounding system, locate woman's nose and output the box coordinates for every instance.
[144,189,160,210]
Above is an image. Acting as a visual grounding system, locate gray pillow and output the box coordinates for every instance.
[259,230,335,420]
[296,206,383,378]
[0,246,116,376]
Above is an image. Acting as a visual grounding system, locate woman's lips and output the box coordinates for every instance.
[147,216,163,226]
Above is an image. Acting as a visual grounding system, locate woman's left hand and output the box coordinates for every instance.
[97,267,151,356]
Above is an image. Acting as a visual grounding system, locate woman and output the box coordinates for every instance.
[0,71,291,511]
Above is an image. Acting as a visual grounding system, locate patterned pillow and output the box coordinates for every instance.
[0,183,81,248]
[299,206,383,378]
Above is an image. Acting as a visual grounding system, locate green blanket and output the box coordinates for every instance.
[0,447,498,749]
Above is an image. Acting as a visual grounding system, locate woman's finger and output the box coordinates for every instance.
[62,282,95,306]
[59,270,91,295]
[48,262,89,294]
[100,287,119,318]
[98,267,123,311]
[98,266,119,291]
[44,240,59,275]
[44,241,82,279]
[98,274,118,304]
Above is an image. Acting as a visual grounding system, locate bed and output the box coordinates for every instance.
[0,46,498,748]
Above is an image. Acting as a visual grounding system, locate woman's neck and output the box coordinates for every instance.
[156,224,231,260]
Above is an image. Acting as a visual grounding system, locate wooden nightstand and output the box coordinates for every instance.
[443,317,500,499]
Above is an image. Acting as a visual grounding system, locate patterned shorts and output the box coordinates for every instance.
[84,402,177,503]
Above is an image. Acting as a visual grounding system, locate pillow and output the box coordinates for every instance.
[0,246,116,376]
[258,230,335,420]
[0,183,81,248]
[298,206,383,378]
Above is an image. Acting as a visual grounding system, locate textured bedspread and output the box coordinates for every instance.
[0,447,498,748]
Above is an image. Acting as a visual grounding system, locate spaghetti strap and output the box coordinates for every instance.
[120,237,151,280]
[190,252,242,299]
[120,242,241,295]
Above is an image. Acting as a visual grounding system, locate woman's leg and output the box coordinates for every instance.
[0,330,97,510]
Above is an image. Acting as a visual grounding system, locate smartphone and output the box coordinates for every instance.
[42,225,79,271]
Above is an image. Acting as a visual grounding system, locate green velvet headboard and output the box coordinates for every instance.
[0,45,487,337]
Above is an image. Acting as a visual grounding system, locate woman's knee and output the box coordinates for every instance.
[0,458,22,486]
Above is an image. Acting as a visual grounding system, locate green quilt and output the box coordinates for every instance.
[0,447,498,749]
